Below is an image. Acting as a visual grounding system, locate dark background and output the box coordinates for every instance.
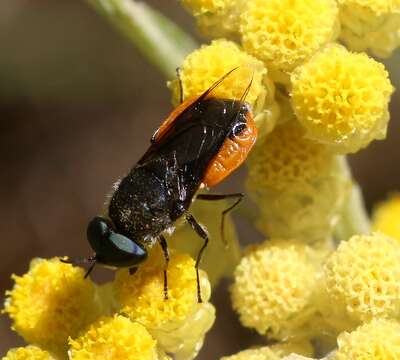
[0,1,399,358]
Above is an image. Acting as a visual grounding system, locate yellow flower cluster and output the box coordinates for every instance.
[113,247,215,360]
[320,233,400,331]
[240,0,339,73]
[68,315,165,360]
[3,0,398,358]
[176,0,397,358]
[291,44,394,153]
[230,233,400,358]
[231,240,319,339]
[180,0,241,38]
[334,319,400,359]
[180,0,230,15]
[246,120,350,242]
[3,249,214,360]
[169,39,267,107]
[3,258,106,355]
[338,0,400,57]
[220,340,314,360]
[2,346,55,360]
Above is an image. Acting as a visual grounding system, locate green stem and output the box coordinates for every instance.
[335,157,371,242]
[85,0,197,78]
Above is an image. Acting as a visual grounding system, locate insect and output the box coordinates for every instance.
[63,68,257,302]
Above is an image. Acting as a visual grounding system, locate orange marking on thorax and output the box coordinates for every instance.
[203,111,257,188]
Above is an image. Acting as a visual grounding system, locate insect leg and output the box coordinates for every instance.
[196,193,244,247]
[185,213,208,303]
[158,234,170,300]
[60,255,97,279]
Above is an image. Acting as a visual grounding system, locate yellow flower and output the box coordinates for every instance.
[291,43,394,154]
[113,247,215,360]
[180,0,231,16]
[230,239,318,339]
[334,319,400,360]
[220,340,313,360]
[247,121,333,192]
[321,233,400,332]
[220,347,282,360]
[169,39,268,107]
[338,0,400,57]
[2,346,56,360]
[69,315,166,360]
[3,258,104,355]
[246,120,350,242]
[240,0,339,73]
[372,192,400,241]
[270,341,314,358]
[179,0,243,38]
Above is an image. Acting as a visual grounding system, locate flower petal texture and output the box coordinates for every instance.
[230,240,317,338]
[221,340,314,360]
[322,234,400,329]
[246,120,350,242]
[334,319,400,360]
[240,0,339,71]
[113,248,215,360]
[69,315,161,360]
[2,346,55,360]
[338,0,400,57]
[180,0,231,16]
[3,258,102,354]
[170,39,267,106]
[291,44,394,153]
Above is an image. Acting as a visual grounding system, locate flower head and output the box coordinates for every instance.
[334,319,400,360]
[246,120,350,242]
[291,44,394,153]
[169,39,267,106]
[338,0,400,57]
[231,240,317,338]
[220,347,282,360]
[3,258,103,354]
[247,121,334,192]
[2,346,55,360]
[220,340,314,360]
[69,315,164,360]
[322,233,400,329]
[372,193,400,241]
[180,0,231,16]
[240,0,339,72]
[113,247,215,360]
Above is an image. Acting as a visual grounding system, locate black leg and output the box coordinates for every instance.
[84,260,97,279]
[158,234,170,300]
[60,255,97,279]
[196,193,244,247]
[186,213,208,303]
[176,67,183,104]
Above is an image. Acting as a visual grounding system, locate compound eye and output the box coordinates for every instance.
[86,216,147,268]
[87,216,114,251]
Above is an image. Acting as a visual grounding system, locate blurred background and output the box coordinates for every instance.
[0,0,399,358]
